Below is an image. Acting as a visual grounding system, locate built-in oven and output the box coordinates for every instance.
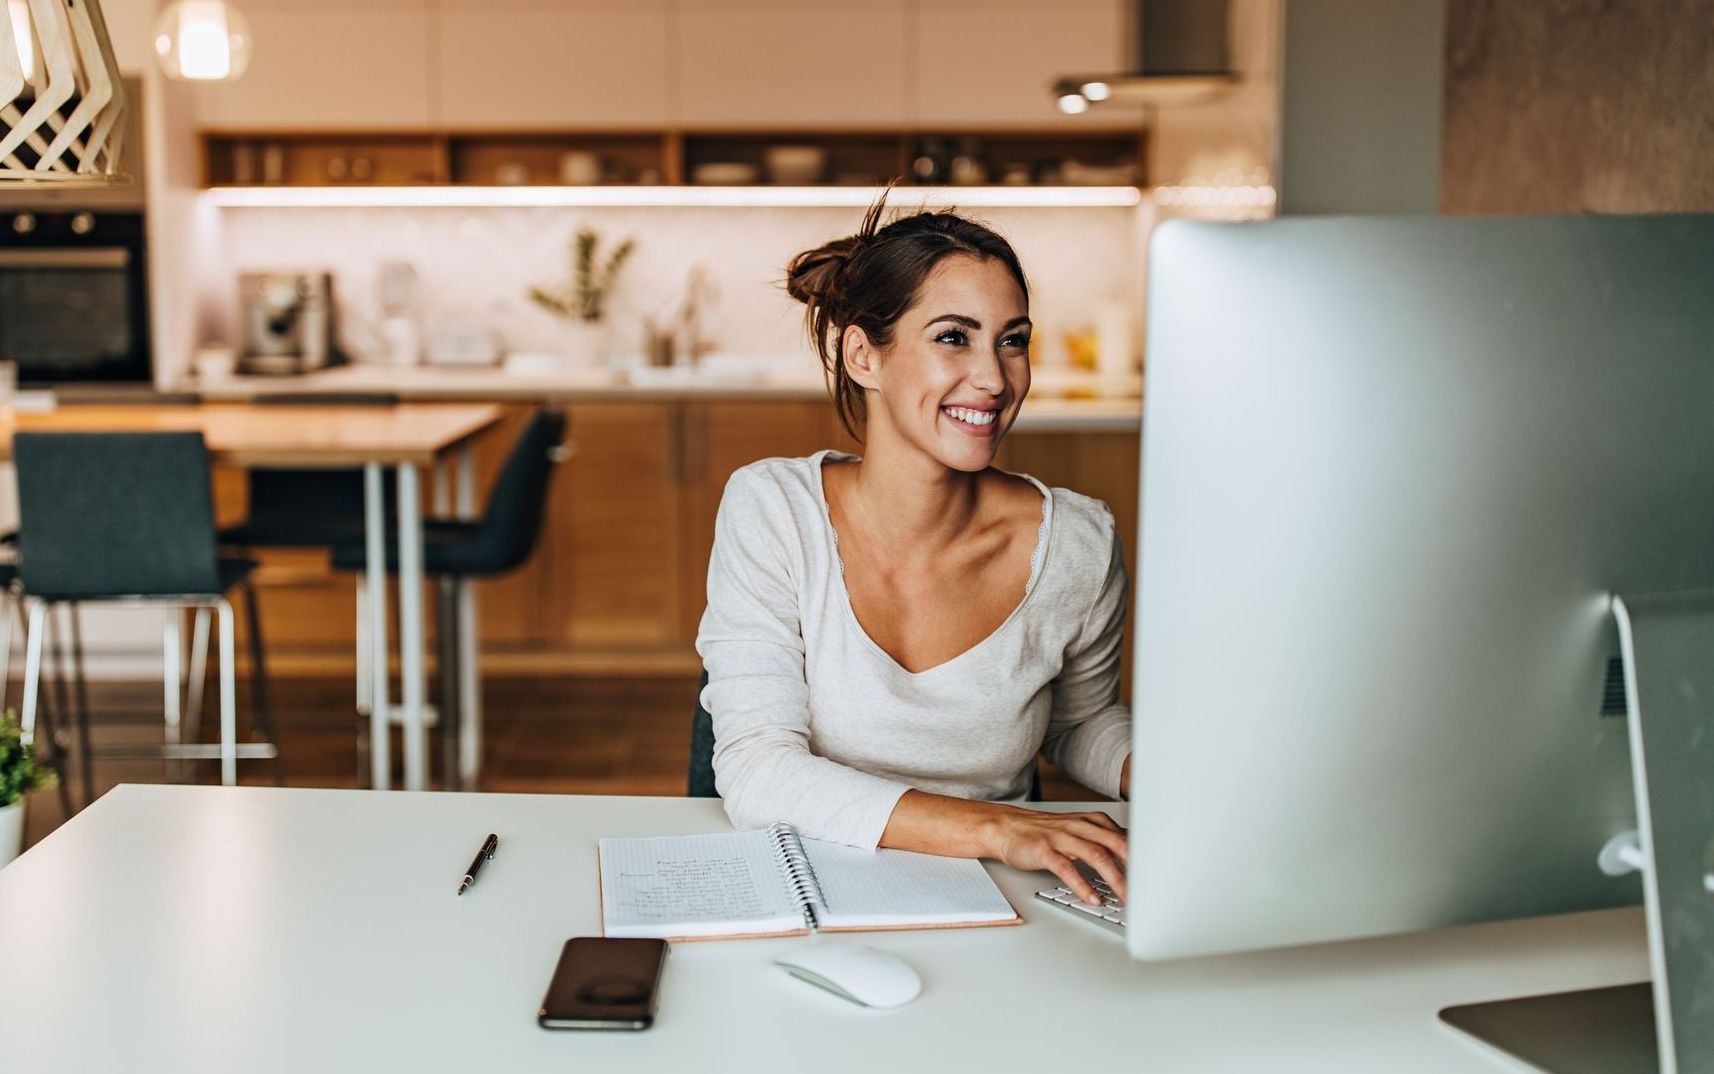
[0,209,150,386]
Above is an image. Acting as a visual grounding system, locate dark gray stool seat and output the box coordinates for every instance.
[13,431,279,793]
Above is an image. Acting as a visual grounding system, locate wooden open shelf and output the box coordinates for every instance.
[202,128,1147,189]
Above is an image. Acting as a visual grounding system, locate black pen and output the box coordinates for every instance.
[457,833,499,895]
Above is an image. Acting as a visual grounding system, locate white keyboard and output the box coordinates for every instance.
[1034,873,1126,933]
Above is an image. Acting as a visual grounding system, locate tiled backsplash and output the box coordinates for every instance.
[211,203,1151,369]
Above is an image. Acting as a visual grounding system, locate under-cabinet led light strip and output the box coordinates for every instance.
[201,185,1144,209]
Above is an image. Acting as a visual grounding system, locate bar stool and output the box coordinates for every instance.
[14,432,279,787]
[328,408,568,789]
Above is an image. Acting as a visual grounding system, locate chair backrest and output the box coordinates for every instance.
[468,408,568,575]
[15,431,222,600]
[689,668,718,797]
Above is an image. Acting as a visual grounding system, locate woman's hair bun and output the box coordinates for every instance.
[784,233,863,307]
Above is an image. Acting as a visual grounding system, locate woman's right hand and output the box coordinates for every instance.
[980,807,1128,907]
[880,791,1128,908]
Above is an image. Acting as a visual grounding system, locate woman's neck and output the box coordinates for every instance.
[841,428,984,554]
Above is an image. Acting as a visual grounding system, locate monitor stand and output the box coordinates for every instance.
[1438,590,1714,1074]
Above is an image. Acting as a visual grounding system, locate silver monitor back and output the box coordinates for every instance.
[1128,213,1714,962]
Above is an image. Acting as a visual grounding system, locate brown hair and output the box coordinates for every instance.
[784,190,1030,438]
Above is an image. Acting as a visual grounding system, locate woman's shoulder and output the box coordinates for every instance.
[1018,477,1118,573]
[717,451,852,545]
[724,450,847,506]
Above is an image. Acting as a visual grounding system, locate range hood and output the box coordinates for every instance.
[1052,0,1237,111]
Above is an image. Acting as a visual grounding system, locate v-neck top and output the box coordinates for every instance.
[819,449,1055,677]
[696,450,1133,850]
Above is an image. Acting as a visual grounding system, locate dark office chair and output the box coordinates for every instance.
[329,407,568,788]
[689,669,719,798]
[689,668,1044,800]
[13,432,279,791]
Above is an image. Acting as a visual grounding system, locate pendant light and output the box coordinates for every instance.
[153,0,251,82]
[0,0,128,184]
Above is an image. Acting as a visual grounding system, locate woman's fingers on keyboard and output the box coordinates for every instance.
[1045,852,1102,906]
[1059,834,1126,904]
[1069,817,1129,865]
[991,810,1128,906]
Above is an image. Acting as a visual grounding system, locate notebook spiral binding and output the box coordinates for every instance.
[767,822,824,931]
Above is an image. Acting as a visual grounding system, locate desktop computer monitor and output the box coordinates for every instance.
[1126,213,1714,967]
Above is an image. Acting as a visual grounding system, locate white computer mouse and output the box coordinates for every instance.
[775,943,923,1009]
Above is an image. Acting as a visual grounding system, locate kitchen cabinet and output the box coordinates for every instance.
[193,1,434,130]
[223,399,1136,679]
[433,2,672,128]
[542,402,685,651]
[674,2,911,127]
[912,0,1137,129]
[189,0,1137,136]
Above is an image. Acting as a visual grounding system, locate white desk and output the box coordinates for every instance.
[0,786,1649,1073]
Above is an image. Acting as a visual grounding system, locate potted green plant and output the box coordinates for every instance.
[528,227,636,366]
[0,712,56,868]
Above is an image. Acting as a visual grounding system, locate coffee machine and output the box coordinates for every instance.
[239,272,335,375]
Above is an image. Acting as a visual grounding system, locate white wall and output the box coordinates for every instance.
[208,203,1149,373]
[1276,0,1446,215]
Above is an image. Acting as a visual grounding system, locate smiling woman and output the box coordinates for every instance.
[696,192,1134,908]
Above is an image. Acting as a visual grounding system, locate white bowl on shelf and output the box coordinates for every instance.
[1060,161,1138,186]
[764,145,827,185]
[691,161,762,185]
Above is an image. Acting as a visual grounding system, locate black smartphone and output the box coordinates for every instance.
[538,937,669,1030]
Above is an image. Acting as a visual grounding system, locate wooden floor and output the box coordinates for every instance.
[17,676,1097,852]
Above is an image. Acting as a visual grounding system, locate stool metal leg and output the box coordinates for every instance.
[19,601,45,749]
[216,598,238,787]
[363,462,391,790]
[55,605,93,809]
[162,609,183,783]
[436,576,460,791]
[240,581,282,786]
[15,597,72,818]
[455,448,483,791]
[185,607,211,763]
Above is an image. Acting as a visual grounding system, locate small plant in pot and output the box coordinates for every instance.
[528,228,636,366]
[0,712,56,868]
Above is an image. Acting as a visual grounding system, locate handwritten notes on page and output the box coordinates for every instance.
[599,831,807,939]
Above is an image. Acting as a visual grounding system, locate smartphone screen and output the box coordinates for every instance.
[538,937,669,1030]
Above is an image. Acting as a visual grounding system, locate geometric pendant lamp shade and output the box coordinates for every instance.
[0,0,128,184]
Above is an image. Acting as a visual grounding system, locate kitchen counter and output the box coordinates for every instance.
[187,362,1143,433]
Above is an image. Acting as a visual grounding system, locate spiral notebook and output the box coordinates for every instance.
[598,824,1022,941]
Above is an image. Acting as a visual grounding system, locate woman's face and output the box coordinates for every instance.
[853,253,1031,473]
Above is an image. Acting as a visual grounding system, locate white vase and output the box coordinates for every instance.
[561,320,610,367]
[0,799,23,869]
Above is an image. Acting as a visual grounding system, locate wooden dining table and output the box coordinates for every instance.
[0,402,506,792]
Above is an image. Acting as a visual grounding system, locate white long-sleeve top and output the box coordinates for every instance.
[696,450,1133,850]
